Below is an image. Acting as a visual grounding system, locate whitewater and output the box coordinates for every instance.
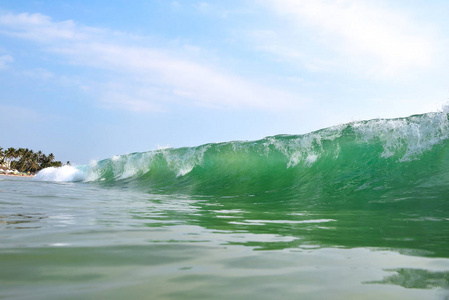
[2,110,449,299]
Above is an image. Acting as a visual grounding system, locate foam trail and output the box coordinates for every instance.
[34,165,86,182]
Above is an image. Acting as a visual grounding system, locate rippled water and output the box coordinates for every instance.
[1,175,449,299]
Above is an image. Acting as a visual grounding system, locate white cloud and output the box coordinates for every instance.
[251,30,334,72]
[22,68,54,80]
[49,41,298,110]
[100,92,165,112]
[258,0,437,77]
[0,12,98,42]
[171,1,181,9]
[195,2,209,10]
[0,54,13,69]
[1,11,302,111]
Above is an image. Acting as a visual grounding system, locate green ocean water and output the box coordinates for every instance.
[2,111,449,299]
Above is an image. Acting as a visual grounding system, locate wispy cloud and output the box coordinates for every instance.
[194,2,211,13]
[0,12,98,42]
[0,54,13,69]
[0,11,302,112]
[257,0,437,78]
[0,104,40,122]
[22,68,54,80]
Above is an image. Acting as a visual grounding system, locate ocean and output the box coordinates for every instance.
[1,111,449,299]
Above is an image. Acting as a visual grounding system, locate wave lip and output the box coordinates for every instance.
[34,165,86,182]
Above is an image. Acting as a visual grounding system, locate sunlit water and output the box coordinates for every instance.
[1,175,449,299]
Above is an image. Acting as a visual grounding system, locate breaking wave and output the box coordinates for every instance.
[34,109,449,201]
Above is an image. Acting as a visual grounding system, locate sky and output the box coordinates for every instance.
[1,0,449,164]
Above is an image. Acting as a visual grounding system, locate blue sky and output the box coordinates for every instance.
[1,0,449,164]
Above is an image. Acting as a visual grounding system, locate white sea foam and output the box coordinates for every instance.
[267,125,344,168]
[162,145,210,177]
[34,165,86,182]
[352,110,449,161]
[113,152,153,180]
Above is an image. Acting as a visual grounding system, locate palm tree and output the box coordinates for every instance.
[4,147,17,169]
[34,151,43,169]
[0,147,4,165]
[1,146,65,173]
[13,148,31,172]
[23,149,34,172]
[28,152,40,173]
[41,153,56,169]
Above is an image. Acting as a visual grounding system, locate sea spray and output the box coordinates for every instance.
[34,165,86,182]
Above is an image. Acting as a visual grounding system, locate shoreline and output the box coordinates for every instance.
[0,173,34,178]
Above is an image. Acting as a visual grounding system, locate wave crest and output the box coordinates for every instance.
[33,110,449,200]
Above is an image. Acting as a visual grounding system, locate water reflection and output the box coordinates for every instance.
[129,192,449,257]
[366,268,449,290]
[2,177,449,299]
[0,213,47,229]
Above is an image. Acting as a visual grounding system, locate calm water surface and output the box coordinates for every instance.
[1,175,449,299]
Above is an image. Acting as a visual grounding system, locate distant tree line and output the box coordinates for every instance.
[0,147,68,174]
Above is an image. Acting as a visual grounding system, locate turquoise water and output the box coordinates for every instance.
[2,111,449,299]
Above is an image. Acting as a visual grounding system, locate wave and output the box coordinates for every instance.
[34,109,449,200]
[34,165,86,182]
